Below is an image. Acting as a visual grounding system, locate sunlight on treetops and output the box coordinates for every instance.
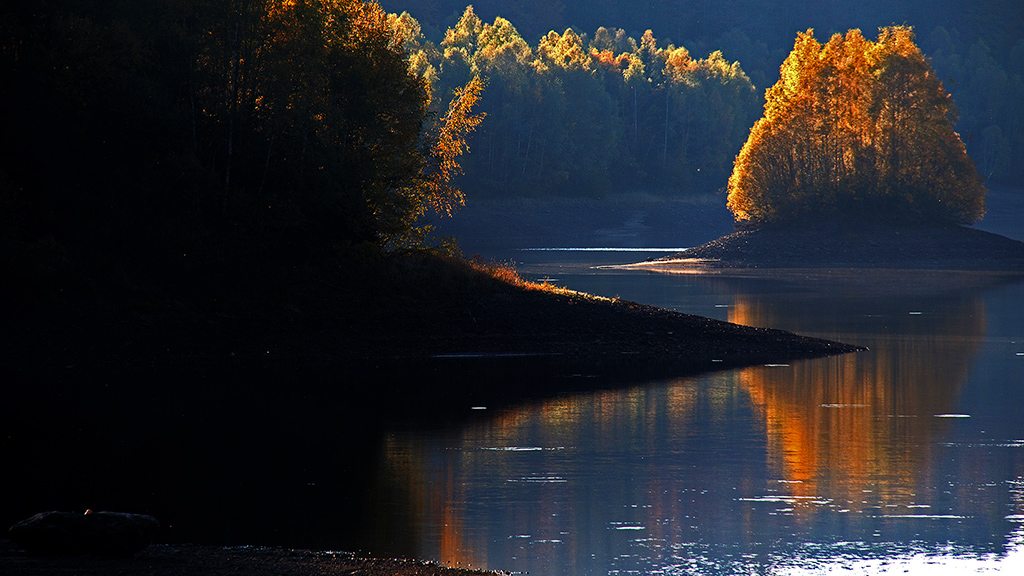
[663,46,692,76]
[475,18,532,76]
[538,29,591,72]
[442,4,482,50]
[727,26,985,226]
[383,6,759,196]
[386,11,424,52]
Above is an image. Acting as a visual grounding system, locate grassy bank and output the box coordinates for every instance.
[1,250,860,382]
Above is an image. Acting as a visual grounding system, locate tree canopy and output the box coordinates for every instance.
[384,1,1024,188]
[726,27,986,226]
[388,7,760,196]
[1,0,483,288]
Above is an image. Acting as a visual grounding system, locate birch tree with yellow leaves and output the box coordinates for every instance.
[727,26,986,226]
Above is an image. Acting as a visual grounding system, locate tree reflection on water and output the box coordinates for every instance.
[375,279,1024,575]
[729,292,985,517]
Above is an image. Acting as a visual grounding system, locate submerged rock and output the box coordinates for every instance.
[9,510,160,556]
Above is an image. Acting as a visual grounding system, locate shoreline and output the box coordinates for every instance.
[2,252,863,381]
[0,540,505,576]
[629,223,1024,273]
[606,263,1024,297]
[1,253,863,569]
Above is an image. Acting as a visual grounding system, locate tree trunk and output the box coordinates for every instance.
[223,19,241,213]
[522,127,533,175]
[663,86,670,167]
[632,86,638,153]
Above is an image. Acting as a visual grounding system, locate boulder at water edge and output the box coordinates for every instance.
[8,510,160,556]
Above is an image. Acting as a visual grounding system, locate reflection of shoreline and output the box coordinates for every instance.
[368,274,1024,576]
[376,286,1001,573]
[378,341,991,574]
[377,383,708,573]
[609,266,1024,298]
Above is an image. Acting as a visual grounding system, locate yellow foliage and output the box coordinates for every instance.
[441,5,482,50]
[727,26,986,225]
[427,76,486,216]
[537,29,592,72]
[663,47,693,83]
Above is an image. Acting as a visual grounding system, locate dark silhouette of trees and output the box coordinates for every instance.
[1,0,483,289]
[727,27,986,226]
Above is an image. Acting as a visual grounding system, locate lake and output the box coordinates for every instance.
[368,247,1024,575]
[2,249,1022,576]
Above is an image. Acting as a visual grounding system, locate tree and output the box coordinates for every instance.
[384,75,486,248]
[727,26,986,226]
[0,0,485,283]
[182,0,486,253]
[387,8,758,197]
[426,76,487,215]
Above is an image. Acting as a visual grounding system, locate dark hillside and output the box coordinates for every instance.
[1,252,859,384]
[1,252,861,556]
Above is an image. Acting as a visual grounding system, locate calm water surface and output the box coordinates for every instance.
[372,249,1024,575]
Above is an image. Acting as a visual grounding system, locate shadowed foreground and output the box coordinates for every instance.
[3,252,860,384]
[1,253,861,574]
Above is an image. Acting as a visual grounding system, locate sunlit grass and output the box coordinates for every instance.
[466,255,613,301]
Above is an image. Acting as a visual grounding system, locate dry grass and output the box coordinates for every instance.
[466,255,525,286]
[466,254,613,300]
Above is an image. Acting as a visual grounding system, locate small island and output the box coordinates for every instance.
[636,27,1024,275]
[640,221,1024,271]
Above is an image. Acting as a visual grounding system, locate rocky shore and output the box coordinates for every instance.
[0,540,503,576]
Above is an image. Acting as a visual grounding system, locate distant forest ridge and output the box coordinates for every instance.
[389,6,759,196]
[383,1,1024,192]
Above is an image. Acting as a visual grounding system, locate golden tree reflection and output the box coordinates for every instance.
[731,293,986,517]
[376,291,990,570]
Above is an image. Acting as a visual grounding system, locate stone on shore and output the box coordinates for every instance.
[8,510,160,556]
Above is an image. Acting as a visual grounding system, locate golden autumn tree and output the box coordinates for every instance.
[185,0,486,253]
[727,26,986,226]
[426,75,486,216]
[201,0,484,251]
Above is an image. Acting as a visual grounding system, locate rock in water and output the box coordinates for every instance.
[8,510,160,556]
